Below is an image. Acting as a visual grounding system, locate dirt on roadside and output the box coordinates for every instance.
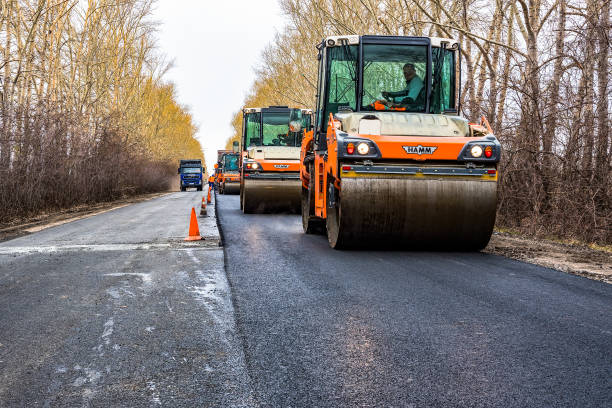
[485,231,611,284]
[0,191,172,242]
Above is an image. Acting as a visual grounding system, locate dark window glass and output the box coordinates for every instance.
[323,45,358,129]
[261,112,301,147]
[361,44,427,112]
[223,155,239,171]
[181,167,201,174]
[430,48,456,113]
[244,112,262,147]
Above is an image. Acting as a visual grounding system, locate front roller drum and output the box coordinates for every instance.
[327,176,498,250]
[242,178,301,214]
[223,182,240,195]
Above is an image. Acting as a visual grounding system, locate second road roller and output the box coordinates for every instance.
[240,106,312,213]
[300,35,501,250]
[218,143,241,194]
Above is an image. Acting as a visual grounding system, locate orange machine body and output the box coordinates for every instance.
[306,115,499,219]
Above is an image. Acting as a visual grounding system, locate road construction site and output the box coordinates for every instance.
[0,191,610,407]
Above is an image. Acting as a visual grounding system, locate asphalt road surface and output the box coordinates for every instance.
[0,192,252,407]
[217,194,612,407]
[1,191,611,407]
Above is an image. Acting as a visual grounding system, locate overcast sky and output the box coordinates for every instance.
[153,0,286,172]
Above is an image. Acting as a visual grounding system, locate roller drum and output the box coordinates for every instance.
[328,176,497,250]
[223,182,240,195]
[242,178,301,213]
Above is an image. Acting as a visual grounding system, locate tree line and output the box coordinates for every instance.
[0,0,203,224]
[227,0,610,244]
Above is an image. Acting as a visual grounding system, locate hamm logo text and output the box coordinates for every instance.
[402,145,438,155]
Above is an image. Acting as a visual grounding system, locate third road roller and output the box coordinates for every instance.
[240,106,313,213]
[300,35,501,250]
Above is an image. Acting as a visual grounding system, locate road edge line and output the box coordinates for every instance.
[213,190,258,405]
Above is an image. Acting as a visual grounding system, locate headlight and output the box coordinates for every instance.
[470,145,483,158]
[251,162,259,169]
[357,142,370,155]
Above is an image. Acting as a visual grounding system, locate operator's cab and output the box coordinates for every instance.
[312,35,462,149]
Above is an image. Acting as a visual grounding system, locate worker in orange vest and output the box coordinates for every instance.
[208,174,215,190]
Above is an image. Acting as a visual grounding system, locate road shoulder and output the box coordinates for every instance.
[0,192,172,243]
[485,231,611,284]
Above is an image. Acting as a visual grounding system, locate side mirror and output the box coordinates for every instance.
[232,141,239,153]
[289,120,302,133]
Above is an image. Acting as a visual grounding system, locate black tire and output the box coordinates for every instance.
[326,177,345,249]
[301,164,325,234]
[197,186,202,191]
[242,195,254,213]
[180,186,185,192]
[239,182,244,210]
[241,182,254,214]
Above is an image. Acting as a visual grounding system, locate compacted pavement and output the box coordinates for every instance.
[216,194,612,407]
[0,192,252,407]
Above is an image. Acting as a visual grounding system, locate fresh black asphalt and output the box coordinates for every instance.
[216,194,612,407]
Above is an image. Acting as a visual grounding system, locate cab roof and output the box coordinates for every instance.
[321,35,458,49]
[243,106,313,114]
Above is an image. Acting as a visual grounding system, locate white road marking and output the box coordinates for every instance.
[0,243,217,255]
[101,318,114,345]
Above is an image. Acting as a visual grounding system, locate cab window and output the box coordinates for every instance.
[244,112,261,146]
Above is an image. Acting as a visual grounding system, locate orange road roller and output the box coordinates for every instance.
[300,35,501,250]
[218,151,241,194]
[240,106,313,213]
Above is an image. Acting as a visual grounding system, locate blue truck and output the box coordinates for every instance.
[178,159,203,191]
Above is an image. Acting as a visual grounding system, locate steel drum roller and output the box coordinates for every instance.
[327,176,498,249]
[223,183,240,194]
[243,178,302,213]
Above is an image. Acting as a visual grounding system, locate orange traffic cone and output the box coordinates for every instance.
[200,195,207,216]
[185,207,202,241]
[207,186,212,204]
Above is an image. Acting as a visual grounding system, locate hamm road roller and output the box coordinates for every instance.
[240,106,312,213]
[300,35,501,249]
